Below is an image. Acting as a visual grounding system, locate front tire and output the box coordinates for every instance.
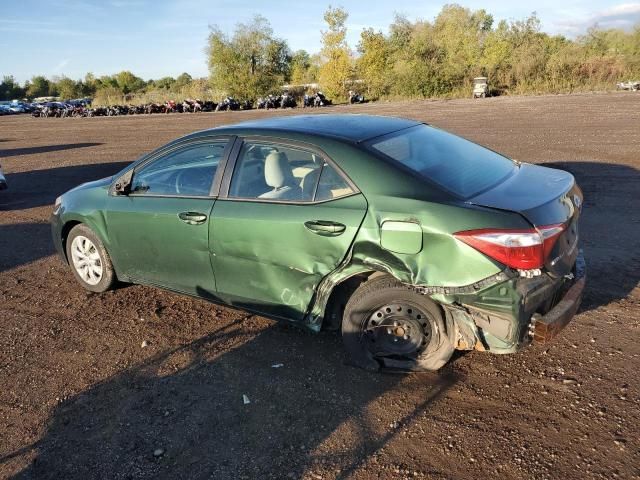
[342,276,454,371]
[66,224,116,293]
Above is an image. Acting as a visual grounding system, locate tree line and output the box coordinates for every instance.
[2,4,639,103]
[0,71,201,104]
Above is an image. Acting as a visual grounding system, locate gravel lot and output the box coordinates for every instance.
[1,92,638,479]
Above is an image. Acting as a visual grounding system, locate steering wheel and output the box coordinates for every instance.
[175,168,209,195]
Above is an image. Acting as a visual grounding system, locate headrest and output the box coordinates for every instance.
[264,151,293,189]
[301,167,322,198]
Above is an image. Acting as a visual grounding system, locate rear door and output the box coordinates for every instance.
[209,138,367,321]
[105,137,231,296]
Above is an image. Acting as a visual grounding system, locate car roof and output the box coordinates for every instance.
[197,114,421,143]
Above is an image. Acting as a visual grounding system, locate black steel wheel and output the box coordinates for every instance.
[342,275,454,372]
[362,302,432,358]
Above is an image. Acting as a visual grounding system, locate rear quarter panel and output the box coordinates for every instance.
[308,140,531,287]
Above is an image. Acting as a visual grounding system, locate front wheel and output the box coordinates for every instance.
[66,224,116,293]
[342,276,454,371]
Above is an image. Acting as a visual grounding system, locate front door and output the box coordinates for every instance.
[106,138,229,296]
[210,139,367,320]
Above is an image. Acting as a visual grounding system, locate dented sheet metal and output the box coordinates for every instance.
[305,194,529,330]
[209,194,368,321]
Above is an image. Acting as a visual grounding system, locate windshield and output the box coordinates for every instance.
[368,124,516,198]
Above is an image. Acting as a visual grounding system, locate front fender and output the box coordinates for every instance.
[51,187,111,264]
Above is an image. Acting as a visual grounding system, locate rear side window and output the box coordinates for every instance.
[369,125,516,198]
[228,141,354,202]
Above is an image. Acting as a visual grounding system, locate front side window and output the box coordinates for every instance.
[369,125,516,198]
[131,141,226,196]
[228,142,354,202]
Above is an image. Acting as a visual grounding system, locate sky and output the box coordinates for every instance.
[1,0,639,83]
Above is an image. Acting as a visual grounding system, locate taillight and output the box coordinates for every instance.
[454,224,565,270]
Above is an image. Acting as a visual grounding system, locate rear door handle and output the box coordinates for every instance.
[304,220,346,236]
[178,211,207,225]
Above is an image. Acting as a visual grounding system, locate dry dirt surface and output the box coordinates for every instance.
[0,92,639,480]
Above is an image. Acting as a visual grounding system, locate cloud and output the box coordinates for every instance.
[553,2,640,35]
[53,59,70,73]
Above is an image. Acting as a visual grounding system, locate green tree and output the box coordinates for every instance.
[357,28,390,98]
[174,73,192,90]
[290,50,312,84]
[115,71,145,94]
[54,77,82,100]
[432,5,493,87]
[481,20,513,87]
[96,75,119,90]
[0,76,25,100]
[153,76,176,90]
[207,15,291,99]
[319,6,352,99]
[26,75,51,98]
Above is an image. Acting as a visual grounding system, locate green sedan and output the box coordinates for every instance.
[51,115,585,371]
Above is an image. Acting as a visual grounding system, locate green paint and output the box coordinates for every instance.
[380,221,422,254]
[51,115,582,354]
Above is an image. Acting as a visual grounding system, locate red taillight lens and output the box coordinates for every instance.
[454,223,565,270]
[538,224,565,259]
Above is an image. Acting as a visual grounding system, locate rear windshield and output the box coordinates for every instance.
[368,125,516,198]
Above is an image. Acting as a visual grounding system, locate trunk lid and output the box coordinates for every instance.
[467,163,582,277]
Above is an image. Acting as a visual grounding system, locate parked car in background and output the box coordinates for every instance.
[0,104,13,115]
[8,104,26,113]
[51,115,585,372]
[12,101,35,113]
[0,163,7,190]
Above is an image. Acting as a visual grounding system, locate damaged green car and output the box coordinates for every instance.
[51,115,585,371]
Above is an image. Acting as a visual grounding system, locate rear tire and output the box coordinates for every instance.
[342,275,454,372]
[65,224,116,293]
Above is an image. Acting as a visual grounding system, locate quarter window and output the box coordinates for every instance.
[228,141,354,202]
[131,142,226,196]
[315,162,354,201]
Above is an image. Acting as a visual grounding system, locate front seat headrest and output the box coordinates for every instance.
[264,151,293,189]
[301,167,322,199]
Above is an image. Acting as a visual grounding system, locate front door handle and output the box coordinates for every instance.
[304,220,346,236]
[178,211,207,225]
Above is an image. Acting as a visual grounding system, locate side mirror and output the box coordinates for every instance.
[113,169,133,195]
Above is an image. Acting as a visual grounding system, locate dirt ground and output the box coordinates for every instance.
[0,92,638,480]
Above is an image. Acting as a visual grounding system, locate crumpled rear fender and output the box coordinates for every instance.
[305,196,529,330]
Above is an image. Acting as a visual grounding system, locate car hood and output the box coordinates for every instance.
[67,175,113,194]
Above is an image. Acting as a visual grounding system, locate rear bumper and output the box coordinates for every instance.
[448,250,586,353]
[531,251,586,343]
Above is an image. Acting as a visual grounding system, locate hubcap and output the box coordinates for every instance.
[70,235,103,285]
[362,303,432,357]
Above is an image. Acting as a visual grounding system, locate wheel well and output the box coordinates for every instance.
[322,271,386,330]
[60,220,82,262]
